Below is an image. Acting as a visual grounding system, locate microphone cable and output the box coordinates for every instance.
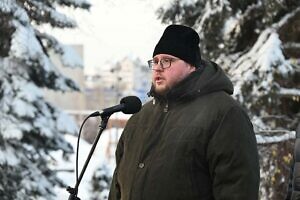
[75,111,99,184]
[68,96,141,198]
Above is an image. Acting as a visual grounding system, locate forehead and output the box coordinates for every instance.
[153,54,178,60]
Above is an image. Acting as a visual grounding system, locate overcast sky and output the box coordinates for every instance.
[49,0,172,74]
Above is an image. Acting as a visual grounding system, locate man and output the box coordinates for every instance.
[108,24,260,200]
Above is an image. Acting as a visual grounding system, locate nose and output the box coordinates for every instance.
[152,63,164,72]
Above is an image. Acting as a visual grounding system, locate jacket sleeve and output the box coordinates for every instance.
[108,133,124,200]
[207,106,260,200]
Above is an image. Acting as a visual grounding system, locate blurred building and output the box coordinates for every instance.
[85,57,151,110]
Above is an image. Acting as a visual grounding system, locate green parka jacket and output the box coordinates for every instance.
[108,60,260,200]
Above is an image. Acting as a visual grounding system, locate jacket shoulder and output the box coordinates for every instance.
[195,91,244,113]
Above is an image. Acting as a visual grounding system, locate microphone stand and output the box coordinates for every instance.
[67,115,110,200]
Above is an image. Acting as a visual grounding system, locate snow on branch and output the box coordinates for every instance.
[230,29,293,85]
[60,45,83,68]
[10,21,48,66]
[55,0,91,9]
[283,42,300,49]
[0,145,20,165]
[0,0,30,24]
[0,0,15,13]
[242,1,262,18]
[37,31,83,68]
[273,6,300,30]
[8,21,80,91]
[256,130,296,144]
[25,0,76,28]
[229,30,291,103]
[279,87,300,97]
[195,0,227,35]
[288,58,300,67]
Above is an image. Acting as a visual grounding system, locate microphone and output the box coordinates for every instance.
[91,96,142,117]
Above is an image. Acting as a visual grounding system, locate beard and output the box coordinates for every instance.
[152,83,171,96]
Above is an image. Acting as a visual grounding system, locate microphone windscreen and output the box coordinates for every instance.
[120,96,142,114]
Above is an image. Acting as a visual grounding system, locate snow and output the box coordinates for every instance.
[0,0,29,24]
[196,1,213,35]
[7,4,83,92]
[17,82,43,102]
[229,29,294,104]
[49,9,77,27]
[60,44,83,68]
[13,5,29,23]
[31,0,77,28]
[196,0,229,35]
[56,111,79,134]
[10,21,44,63]
[256,131,296,144]
[279,87,300,97]
[20,161,58,200]
[255,32,291,75]
[0,0,298,199]
[11,98,36,118]
[0,145,20,165]
[273,6,300,29]
[0,0,15,13]
[222,15,240,40]
[34,117,55,137]
[9,21,60,77]
[177,0,198,6]
[284,42,300,49]
[1,120,23,140]
[0,0,95,199]
[63,0,91,8]
[53,127,122,199]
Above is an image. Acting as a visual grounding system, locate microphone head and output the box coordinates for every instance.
[120,96,142,114]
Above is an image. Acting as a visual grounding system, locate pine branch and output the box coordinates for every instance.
[279,87,300,97]
[273,6,300,30]
[35,30,64,54]
[283,42,300,49]
[256,130,296,144]
[54,0,91,10]
[52,168,74,173]
[20,0,77,28]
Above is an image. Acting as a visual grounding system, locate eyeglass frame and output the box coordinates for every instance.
[147,57,180,70]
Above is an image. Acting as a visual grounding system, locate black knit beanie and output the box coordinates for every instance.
[153,24,202,68]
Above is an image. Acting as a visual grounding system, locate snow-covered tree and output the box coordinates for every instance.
[157,0,300,199]
[90,163,112,200]
[0,0,90,199]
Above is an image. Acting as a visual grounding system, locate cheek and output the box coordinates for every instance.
[170,70,190,84]
[164,72,180,87]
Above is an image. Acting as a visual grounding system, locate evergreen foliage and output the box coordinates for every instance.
[90,164,112,200]
[0,0,90,199]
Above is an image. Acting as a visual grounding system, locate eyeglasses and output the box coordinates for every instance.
[147,57,180,70]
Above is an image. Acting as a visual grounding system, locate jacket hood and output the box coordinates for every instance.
[148,60,233,102]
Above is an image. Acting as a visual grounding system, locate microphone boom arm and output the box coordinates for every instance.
[66,95,142,199]
[67,115,110,200]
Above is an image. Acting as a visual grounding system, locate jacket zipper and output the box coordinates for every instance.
[163,102,169,112]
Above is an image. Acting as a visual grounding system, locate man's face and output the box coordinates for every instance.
[151,54,196,95]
